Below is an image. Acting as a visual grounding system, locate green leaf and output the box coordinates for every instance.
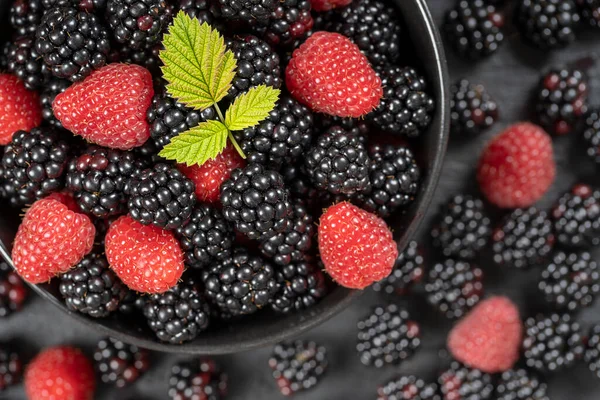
[158,120,229,166]
[160,11,237,110]
[224,85,281,131]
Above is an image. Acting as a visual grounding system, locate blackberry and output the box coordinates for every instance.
[438,362,494,400]
[280,164,318,206]
[118,291,147,314]
[35,7,111,82]
[492,207,555,269]
[372,241,425,295]
[217,0,277,23]
[535,67,588,135]
[583,109,600,163]
[444,0,505,60]
[127,163,196,230]
[268,340,327,396]
[178,0,220,26]
[94,338,150,388]
[377,376,440,400]
[0,344,22,391]
[585,324,600,378]
[175,204,235,269]
[425,259,484,320]
[220,163,293,240]
[450,79,499,136]
[431,195,491,260]
[316,114,370,138]
[495,369,549,400]
[522,313,585,372]
[251,0,313,46]
[304,126,370,195]
[203,248,279,316]
[168,359,227,400]
[0,262,29,318]
[5,35,51,91]
[357,304,421,368]
[1,128,71,207]
[369,66,435,137]
[10,0,43,36]
[538,251,600,311]
[270,261,327,313]
[115,43,163,75]
[40,78,70,127]
[41,0,107,10]
[552,184,600,248]
[143,278,211,343]
[577,0,600,26]
[515,0,581,49]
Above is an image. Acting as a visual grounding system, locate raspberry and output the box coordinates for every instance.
[53,63,154,150]
[477,122,555,208]
[447,296,522,373]
[0,74,42,145]
[310,0,350,11]
[286,31,383,118]
[318,202,398,289]
[25,346,95,400]
[105,215,184,293]
[12,196,95,284]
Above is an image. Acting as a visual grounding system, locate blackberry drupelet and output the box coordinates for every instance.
[94,338,150,388]
[577,0,600,27]
[40,78,70,127]
[369,66,435,137]
[438,362,494,400]
[522,313,585,372]
[492,207,555,269]
[220,163,293,240]
[515,0,581,49]
[270,261,327,313]
[425,259,484,320]
[372,241,425,295]
[357,304,421,368]
[585,324,600,378]
[450,79,499,136]
[583,109,600,163]
[35,7,111,82]
[251,0,314,46]
[168,359,227,400]
[377,376,440,400]
[143,278,211,344]
[0,344,22,391]
[217,0,277,23]
[127,163,196,230]
[0,262,28,318]
[495,369,548,400]
[552,184,600,248]
[269,340,327,396]
[5,35,50,91]
[10,0,43,36]
[431,195,491,260]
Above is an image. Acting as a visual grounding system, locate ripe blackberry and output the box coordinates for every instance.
[357,304,421,368]
[492,207,555,269]
[41,0,108,10]
[522,313,585,372]
[495,369,549,400]
[0,344,22,391]
[535,67,588,135]
[118,291,147,314]
[577,0,600,26]
[35,7,111,82]
[377,376,440,400]
[178,0,220,26]
[10,0,43,36]
[4,35,50,91]
[372,241,425,295]
[220,163,293,240]
[0,128,71,207]
[583,109,600,163]
[438,362,494,400]
[0,262,29,318]
[143,278,211,343]
[269,340,327,396]
[450,79,499,136]
[425,259,484,320]
[217,0,277,22]
[251,0,314,46]
[115,43,163,75]
[127,163,196,230]
[431,195,491,260]
[552,184,600,248]
[515,0,581,49]
[369,66,435,137]
[270,261,327,313]
[585,324,600,378]
[94,338,150,388]
[40,78,70,127]
[316,114,370,138]
[279,164,318,207]
[168,359,227,400]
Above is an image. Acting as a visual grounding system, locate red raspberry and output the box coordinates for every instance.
[310,0,351,11]
[477,122,555,208]
[286,32,383,118]
[178,145,246,203]
[105,215,184,293]
[25,346,95,400]
[318,202,397,289]
[447,296,522,373]
[0,74,42,145]
[53,63,154,150]
[12,197,95,284]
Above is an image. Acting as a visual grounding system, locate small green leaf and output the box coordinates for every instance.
[158,120,229,166]
[224,85,280,131]
[160,12,237,110]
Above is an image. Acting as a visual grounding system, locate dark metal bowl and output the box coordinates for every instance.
[0,0,449,354]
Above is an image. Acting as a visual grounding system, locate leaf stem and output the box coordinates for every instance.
[215,103,246,159]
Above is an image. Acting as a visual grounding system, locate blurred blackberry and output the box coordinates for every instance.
[217,0,277,22]
[492,207,555,269]
[1,128,71,207]
[585,324,600,379]
[4,35,51,90]
[495,369,549,400]
[369,66,435,137]
[438,362,494,400]
[515,0,580,49]
[10,0,43,36]
[251,0,314,46]
[450,79,499,136]
[372,241,424,295]
[536,67,588,135]
[522,313,585,372]
[538,251,600,311]
[577,0,600,26]
[269,340,327,396]
[94,338,150,388]
[220,163,293,240]
[168,359,227,400]
[35,7,111,82]
[0,262,29,318]
[583,109,600,163]
[143,278,211,344]
[552,184,600,248]
[115,44,163,75]
[431,195,491,260]
[305,126,370,196]
[0,344,22,391]
[357,304,421,368]
[40,78,70,127]
[178,0,220,26]
[425,259,484,320]
[377,376,440,400]
[270,261,327,313]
